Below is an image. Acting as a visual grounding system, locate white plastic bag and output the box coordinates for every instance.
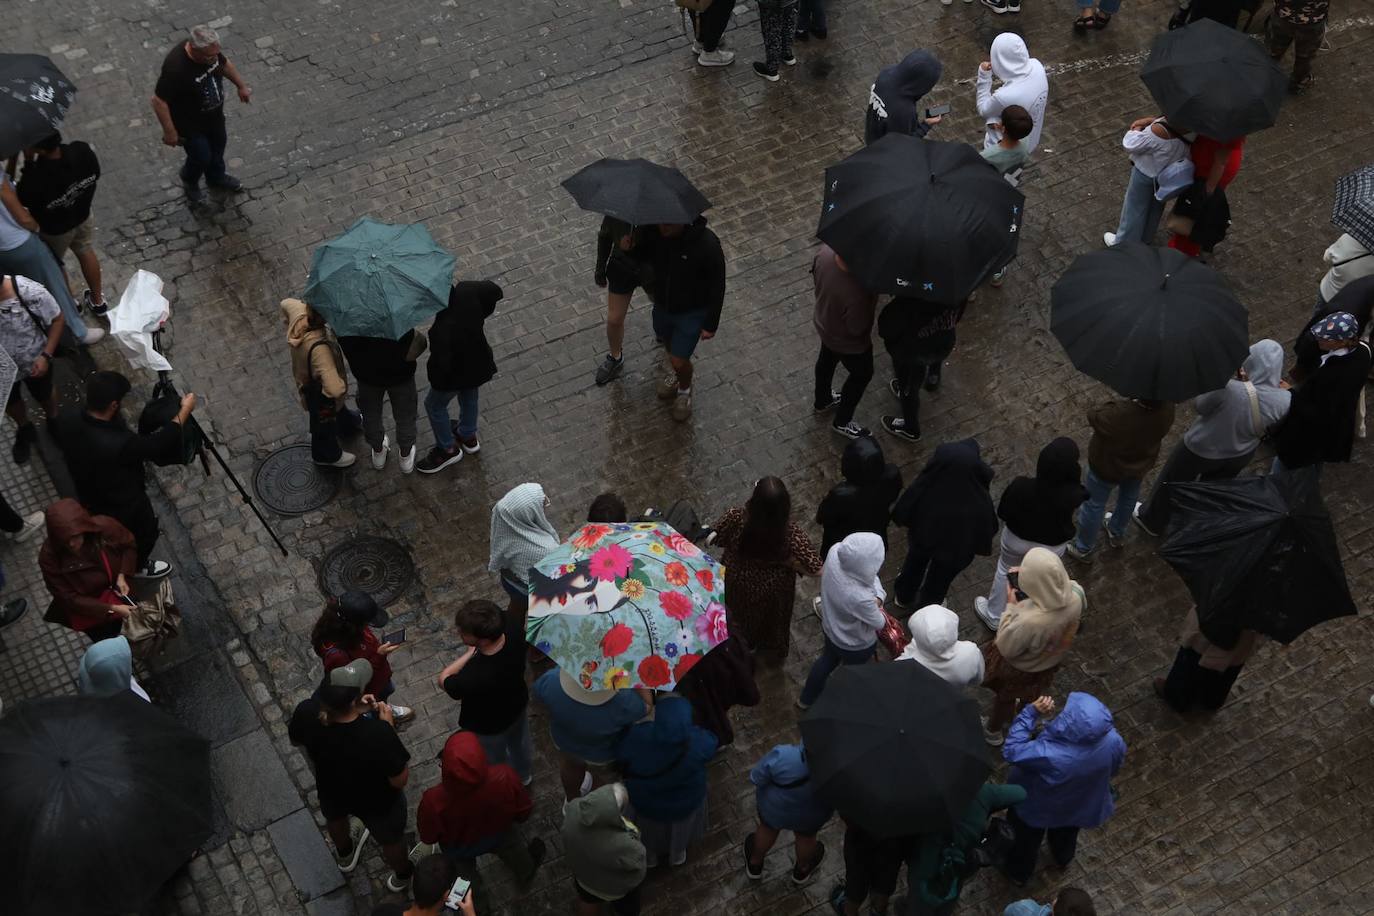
[109,269,173,372]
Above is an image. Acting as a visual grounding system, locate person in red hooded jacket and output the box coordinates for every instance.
[417,732,546,900]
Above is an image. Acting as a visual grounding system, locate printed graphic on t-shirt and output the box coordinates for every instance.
[195,59,224,112]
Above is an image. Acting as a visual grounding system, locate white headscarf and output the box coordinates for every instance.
[488,482,560,581]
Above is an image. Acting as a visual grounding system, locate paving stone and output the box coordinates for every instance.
[266,809,346,901]
[211,730,305,832]
[156,651,262,747]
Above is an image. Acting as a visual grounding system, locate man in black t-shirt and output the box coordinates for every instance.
[18,132,106,313]
[289,658,415,892]
[150,24,253,203]
[436,599,532,785]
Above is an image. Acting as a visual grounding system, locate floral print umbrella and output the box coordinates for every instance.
[527,522,729,690]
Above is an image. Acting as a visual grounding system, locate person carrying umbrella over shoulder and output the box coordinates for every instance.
[1066,394,1175,561]
[1135,340,1290,536]
[281,297,361,469]
[417,279,503,474]
[1271,312,1372,472]
[980,547,1084,745]
[1000,693,1126,887]
[593,218,655,386]
[797,532,886,710]
[644,216,726,423]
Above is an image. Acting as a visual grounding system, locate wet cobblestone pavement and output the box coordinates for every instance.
[11,0,1374,913]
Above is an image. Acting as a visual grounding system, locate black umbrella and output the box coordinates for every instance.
[1332,164,1374,252]
[561,158,711,225]
[1050,242,1248,400]
[816,134,1025,304]
[0,54,77,156]
[1159,468,1357,649]
[1139,19,1286,141]
[0,693,213,915]
[799,660,990,838]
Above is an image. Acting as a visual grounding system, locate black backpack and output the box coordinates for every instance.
[137,378,206,467]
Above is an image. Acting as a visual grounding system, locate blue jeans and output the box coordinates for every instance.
[797,0,827,31]
[424,387,479,451]
[1073,468,1141,553]
[474,712,533,784]
[1112,166,1165,245]
[799,635,873,707]
[180,120,228,186]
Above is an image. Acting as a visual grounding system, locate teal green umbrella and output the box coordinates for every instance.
[304,218,455,339]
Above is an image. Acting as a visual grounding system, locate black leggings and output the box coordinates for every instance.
[692,0,737,51]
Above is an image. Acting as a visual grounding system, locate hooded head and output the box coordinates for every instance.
[821,531,886,621]
[876,49,943,106]
[44,498,104,556]
[78,636,135,696]
[1242,339,1284,388]
[489,482,559,574]
[567,782,633,831]
[438,731,490,796]
[840,436,887,486]
[930,438,995,487]
[990,33,1033,81]
[1044,692,1115,744]
[280,298,316,344]
[1035,438,1081,487]
[906,604,959,661]
[1017,547,1082,616]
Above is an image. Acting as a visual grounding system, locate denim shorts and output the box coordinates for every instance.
[651,307,708,359]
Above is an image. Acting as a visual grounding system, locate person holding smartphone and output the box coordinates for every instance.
[38,498,140,643]
[369,853,476,916]
[310,590,414,723]
[864,50,944,145]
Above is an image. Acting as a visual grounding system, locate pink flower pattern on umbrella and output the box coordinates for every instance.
[588,544,633,581]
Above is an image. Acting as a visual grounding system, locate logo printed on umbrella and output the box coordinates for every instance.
[896,278,911,287]
[30,84,55,104]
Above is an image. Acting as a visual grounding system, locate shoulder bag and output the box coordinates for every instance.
[122,575,181,659]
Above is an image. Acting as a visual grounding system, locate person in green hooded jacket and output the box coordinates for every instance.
[906,781,1027,915]
[563,783,647,916]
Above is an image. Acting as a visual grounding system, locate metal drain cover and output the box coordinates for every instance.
[253,444,342,516]
[318,537,414,607]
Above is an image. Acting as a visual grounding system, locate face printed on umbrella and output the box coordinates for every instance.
[529,563,627,619]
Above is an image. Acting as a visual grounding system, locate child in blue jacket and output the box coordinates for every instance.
[743,742,833,882]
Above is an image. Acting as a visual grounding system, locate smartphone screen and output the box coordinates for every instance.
[926,103,952,118]
[383,628,406,645]
[119,592,138,607]
[444,876,471,909]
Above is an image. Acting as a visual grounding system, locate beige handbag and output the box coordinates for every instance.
[122,577,181,660]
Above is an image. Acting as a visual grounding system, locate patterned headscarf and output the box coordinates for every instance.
[1312,311,1359,342]
[488,483,560,581]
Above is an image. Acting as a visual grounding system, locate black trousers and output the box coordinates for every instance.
[113,499,160,569]
[1161,646,1243,713]
[693,0,737,51]
[815,344,873,427]
[1137,442,1252,534]
[1004,807,1079,885]
[0,491,23,533]
[894,544,972,608]
[892,358,930,432]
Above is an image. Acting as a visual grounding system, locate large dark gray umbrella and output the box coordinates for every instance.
[0,693,213,916]
[1139,19,1286,141]
[799,660,990,838]
[1159,468,1357,649]
[561,158,711,226]
[1332,164,1374,251]
[1050,242,1248,400]
[0,54,76,156]
[816,134,1024,304]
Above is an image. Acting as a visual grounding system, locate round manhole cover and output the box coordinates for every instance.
[318,537,414,607]
[253,444,342,516]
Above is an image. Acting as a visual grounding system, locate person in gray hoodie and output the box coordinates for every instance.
[1134,340,1290,536]
[798,532,886,709]
[563,783,647,916]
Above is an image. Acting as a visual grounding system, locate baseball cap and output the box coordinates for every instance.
[327,658,373,691]
[335,589,390,627]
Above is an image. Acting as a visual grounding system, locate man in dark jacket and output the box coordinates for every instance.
[813,243,879,438]
[339,329,419,473]
[17,132,106,312]
[646,217,726,423]
[1273,311,1371,471]
[1068,397,1175,560]
[417,280,502,474]
[876,297,960,443]
[51,371,193,577]
[815,437,902,556]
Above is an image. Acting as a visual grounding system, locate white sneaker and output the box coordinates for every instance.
[1103,231,1118,247]
[386,872,410,893]
[390,704,415,723]
[371,435,389,469]
[698,49,735,67]
[11,511,44,543]
[334,817,370,873]
[941,0,953,6]
[314,451,356,469]
[136,559,173,579]
[579,772,593,796]
[399,445,416,474]
[973,596,999,631]
[79,327,106,345]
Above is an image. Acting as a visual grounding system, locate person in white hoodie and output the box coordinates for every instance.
[1317,233,1374,312]
[975,35,1048,154]
[898,605,984,687]
[797,532,885,709]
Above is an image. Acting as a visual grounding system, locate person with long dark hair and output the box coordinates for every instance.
[310,589,414,723]
[712,477,823,663]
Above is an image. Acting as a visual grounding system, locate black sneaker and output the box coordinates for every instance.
[208,174,242,191]
[416,446,462,474]
[795,28,810,41]
[981,0,1013,11]
[831,421,871,439]
[752,61,780,81]
[881,415,921,442]
[138,559,173,579]
[11,423,36,465]
[923,363,942,392]
[814,390,841,412]
[595,353,625,385]
[792,840,826,884]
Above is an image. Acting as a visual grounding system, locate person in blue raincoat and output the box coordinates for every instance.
[1001,692,1126,886]
[743,742,833,883]
[616,694,717,868]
